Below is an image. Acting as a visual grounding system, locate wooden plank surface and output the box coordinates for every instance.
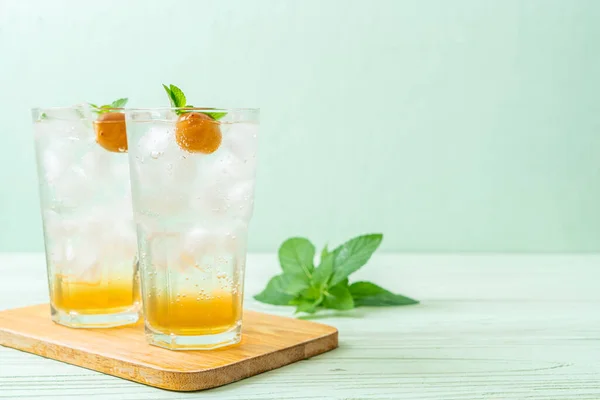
[1,253,600,399]
[0,304,337,391]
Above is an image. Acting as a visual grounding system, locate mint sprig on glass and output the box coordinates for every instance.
[254,234,418,314]
[89,98,129,114]
[162,84,226,120]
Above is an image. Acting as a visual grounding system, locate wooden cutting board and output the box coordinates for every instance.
[0,304,338,391]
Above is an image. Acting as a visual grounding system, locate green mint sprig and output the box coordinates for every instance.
[162,83,226,120]
[254,234,419,314]
[90,98,128,114]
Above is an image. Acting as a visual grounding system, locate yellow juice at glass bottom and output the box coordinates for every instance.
[52,273,140,316]
[144,289,242,336]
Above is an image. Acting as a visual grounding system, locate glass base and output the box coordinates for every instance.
[145,323,242,350]
[51,305,140,328]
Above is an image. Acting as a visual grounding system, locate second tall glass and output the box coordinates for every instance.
[33,105,140,328]
[125,108,259,350]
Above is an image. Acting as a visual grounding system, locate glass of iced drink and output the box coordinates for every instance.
[125,107,259,350]
[32,105,140,328]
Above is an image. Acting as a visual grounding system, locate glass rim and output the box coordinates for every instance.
[31,105,86,113]
[32,106,259,112]
[125,107,259,113]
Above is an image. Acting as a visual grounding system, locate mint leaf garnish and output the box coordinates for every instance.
[163,84,177,108]
[163,84,186,109]
[110,98,128,109]
[254,233,418,315]
[162,84,227,120]
[39,113,48,120]
[169,84,186,108]
[91,98,128,114]
[349,282,419,306]
[186,107,227,121]
[203,111,227,120]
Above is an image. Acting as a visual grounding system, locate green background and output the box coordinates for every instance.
[0,0,598,253]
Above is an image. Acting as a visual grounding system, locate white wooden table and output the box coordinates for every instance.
[1,253,599,399]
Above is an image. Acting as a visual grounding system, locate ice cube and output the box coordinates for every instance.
[191,149,252,214]
[145,222,245,275]
[148,231,174,270]
[82,214,136,281]
[111,220,137,258]
[42,209,62,236]
[51,165,92,208]
[137,126,171,158]
[133,126,197,215]
[190,188,243,228]
[80,148,114,186]
[146,231,189,273]
[37,135,80,185]
[227,180,255,220]
[183,227,214,254]
[36,119,98,208]
[224,123,259,165]
[41,147,66,184]
[44,206,135,283]
[216,148,255,182]
[164,147,197,186]
[191,153,256,222]
[43,211,69,267]
[59,231,102,279]
[76,262,102,283]
[191,125,258,195]
[111,156,131,181]
[174,226,240,273]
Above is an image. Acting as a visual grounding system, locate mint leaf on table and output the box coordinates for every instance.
[279,237,315,278]
[279,273,311,294]
[254,233,418,316]
[297,285,322,302]
[311,252,334,290]
[254,275,295,305]
[350,281,419,306]
[329,234,383,287]
[320,244,330,263]
[294,297,322,314]
[323,281,354,310]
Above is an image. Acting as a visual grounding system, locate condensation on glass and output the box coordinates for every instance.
[125,108,259,350]
[31,105,140,328]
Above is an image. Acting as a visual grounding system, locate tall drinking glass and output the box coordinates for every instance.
[32,106,140,328]
[125,108,259,350]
